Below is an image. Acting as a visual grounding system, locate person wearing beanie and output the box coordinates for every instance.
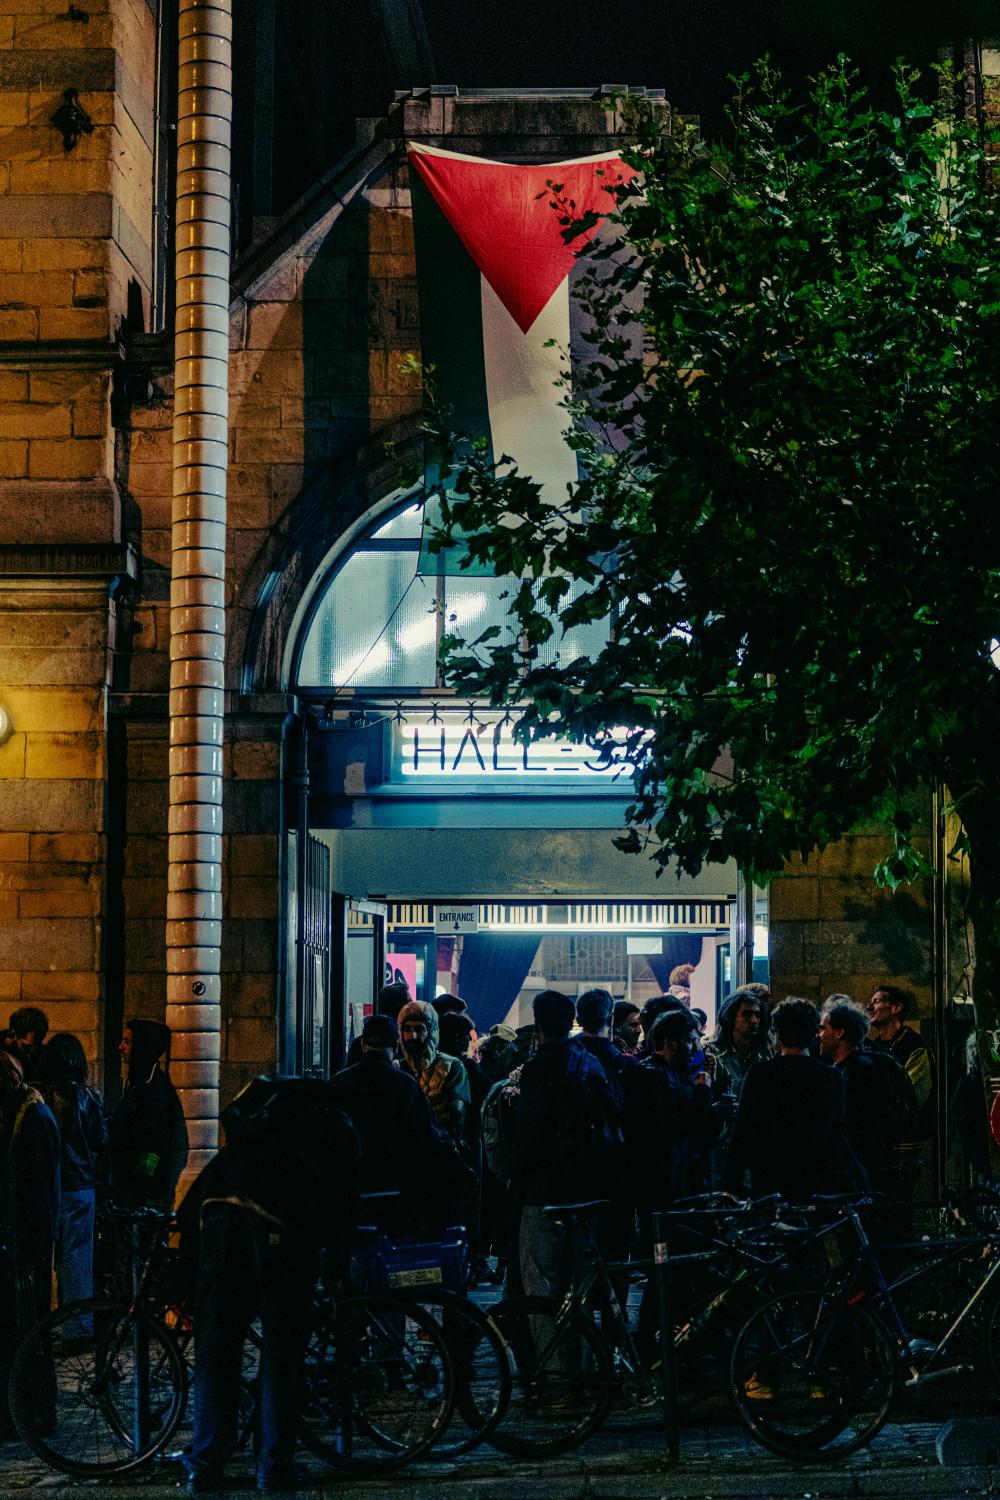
[397,1000,471,1142]
[109,1018,188,1210]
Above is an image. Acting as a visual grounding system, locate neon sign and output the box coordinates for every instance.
[397,715,627,780]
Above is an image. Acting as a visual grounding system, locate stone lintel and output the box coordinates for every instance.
[0,539,137,581]
[0,480,121,546]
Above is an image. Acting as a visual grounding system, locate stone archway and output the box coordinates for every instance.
[231,416,424,698]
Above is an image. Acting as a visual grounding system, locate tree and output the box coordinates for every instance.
[428,59,1000,1108]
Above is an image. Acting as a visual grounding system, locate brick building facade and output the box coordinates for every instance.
[0,0,982,1158]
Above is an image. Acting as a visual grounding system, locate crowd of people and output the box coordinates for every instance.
[315,976,936,1373]
[0,1007,188,1441]
[0,974,937,1489]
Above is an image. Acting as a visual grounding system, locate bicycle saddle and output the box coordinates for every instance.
[541,1200,610,1222]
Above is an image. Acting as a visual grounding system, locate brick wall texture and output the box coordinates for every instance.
[0,58,942,1099]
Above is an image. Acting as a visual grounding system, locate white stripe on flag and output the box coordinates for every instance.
[480,273,579,500]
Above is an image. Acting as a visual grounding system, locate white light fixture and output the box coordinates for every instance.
[0,704,11,746]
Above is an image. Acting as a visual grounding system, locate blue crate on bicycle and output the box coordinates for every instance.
[365,1227,469,1293]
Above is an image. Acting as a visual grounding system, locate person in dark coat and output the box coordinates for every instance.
[510,990,614,1305]
[330,1014,457,1234]
[109,1018,188,1210]
[721,998,854,1199]
[818,995,910,1191]
[577,989,634,1322]
[0,1050,60,1439]
[612,1001,642,1058]
[625,1009,713,1362]
[32,1033,108,1337]
[178,1079,361,1492]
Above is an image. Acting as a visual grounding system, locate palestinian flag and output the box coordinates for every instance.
[407,142,638,512]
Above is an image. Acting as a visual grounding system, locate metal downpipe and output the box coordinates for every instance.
[167,0,232,1182]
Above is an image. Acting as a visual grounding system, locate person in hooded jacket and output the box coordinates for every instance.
[178,1079,360,1492]
[109,1019,188,1210]
[397,999,471,1142]
[0,1050,60,1439]
[32,1032,107,1338]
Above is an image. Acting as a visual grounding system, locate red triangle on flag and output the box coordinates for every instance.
[407,144,637,334]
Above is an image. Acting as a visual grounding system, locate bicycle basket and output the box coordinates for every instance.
[365,1228,469,1292]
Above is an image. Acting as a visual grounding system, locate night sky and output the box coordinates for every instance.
[419,0,1000,137]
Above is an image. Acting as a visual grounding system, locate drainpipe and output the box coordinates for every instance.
[167,0,232,1183]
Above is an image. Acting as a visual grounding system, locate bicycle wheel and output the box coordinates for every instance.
[729,1290,895,1460]
[10,1299,187,1478]
[299,1293,453,1471]
[489,1295,614,1457]
[401,1289,511,1455]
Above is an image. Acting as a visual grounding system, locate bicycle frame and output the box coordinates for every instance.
[799,1206,1000,1383]
[534,1205,795,1401]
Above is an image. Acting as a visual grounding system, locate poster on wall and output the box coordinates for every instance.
[385,951,418,996]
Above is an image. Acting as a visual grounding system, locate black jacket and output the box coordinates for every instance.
[43,1082,108,1193]
[510,1037,612,1207]
[178,1105,361,1296]
[1,1089,60,1263]
[110,1070,188,1208]
[579,1033,636,1105]
[624,1055,712,1210]
[837,1047,904,1182]
[330,1053,441,1197]
[721,1054,855,1200]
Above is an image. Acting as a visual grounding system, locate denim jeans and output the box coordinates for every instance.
[57,1187,96,1338]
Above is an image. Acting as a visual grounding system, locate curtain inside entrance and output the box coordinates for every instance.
[456,934,539,1034]
[647,936,703,994]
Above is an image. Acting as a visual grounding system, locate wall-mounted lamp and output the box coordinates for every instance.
[0,704,12,746]
[51,89,93,151]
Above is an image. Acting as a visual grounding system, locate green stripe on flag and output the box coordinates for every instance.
[410,172,491,448]
[411,170,494,576]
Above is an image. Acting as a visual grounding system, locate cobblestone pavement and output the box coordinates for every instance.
[1,1408,998,1500]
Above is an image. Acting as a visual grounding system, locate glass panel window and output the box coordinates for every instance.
[371,504,424,541]
[298,551,437,688]
[295,498,613,690]
[443,574,521,652]
[533,577,611,668]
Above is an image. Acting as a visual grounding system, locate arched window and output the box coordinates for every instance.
[295,497,610,691]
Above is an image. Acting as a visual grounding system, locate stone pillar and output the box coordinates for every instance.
[0,0,157,1083]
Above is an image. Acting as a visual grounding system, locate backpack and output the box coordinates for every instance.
[550,1068,621,1178]
[866,1048,920,1149]
[480,1079,520,1185]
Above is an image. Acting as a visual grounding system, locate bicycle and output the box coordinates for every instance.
[8,1205,188,1478]
[349,1207,511,1457]
[728,1189,1000,1460]
[490,1192,792,1457]
[294,1288,456,1471]
[11,1205,456,1479]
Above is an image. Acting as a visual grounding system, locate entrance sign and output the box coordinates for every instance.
[434,904,480,935]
